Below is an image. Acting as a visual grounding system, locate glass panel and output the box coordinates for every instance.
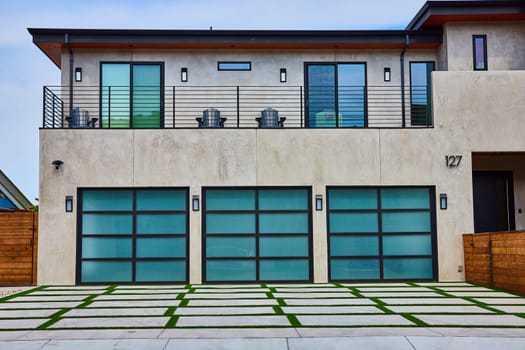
[259,213,308,234]
[307,65,336,128]
[132,65,161,128]
[381,188,430,209]
[383,234,432,256]
[101,63,130,128]
[329,213,378,233]
[136,214,186,234]
[206,260,256,281]
[258,189,308,210]
[330,236,379,256]
[260,259,309,281]
[328,188,377,210]
[81,261,132,283]
[206,237,255,257]
[474,36,486,70]
[338,64,366,127]
[410,62,433,126]
[206,190,255,210]
[136,190,186,211]
[82,237,132,258]
[383,258,433,279]
[82,214,132,235]
[136,261,186,282]
[218,62,251,71]
[259,236,308,257]
[82,190,132,211]
[206,214,256,234]
[136,237,186,258]
[382,212,431,233]
[330,259,380,280]
[0,190,16,209]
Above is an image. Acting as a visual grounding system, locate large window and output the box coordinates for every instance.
[78,188,188,283]
[306,63,367,128]
[101,63,163,128]
[203,187,312,282]
[327,187,436,281]
[473,35,488,71]
[410,62,434,126]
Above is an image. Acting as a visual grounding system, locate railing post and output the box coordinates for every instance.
[108,86,111,129]
[236,86,240,128]
[401,85,406,128]
[172,86,175,128]
[52,93,57,128]
[42,87,46,128]
[300,86,303,128]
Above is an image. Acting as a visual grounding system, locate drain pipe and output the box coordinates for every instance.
[65,33,74,118]
[400,33,409,128]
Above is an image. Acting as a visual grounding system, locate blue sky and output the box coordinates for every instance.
[0,0,426,202]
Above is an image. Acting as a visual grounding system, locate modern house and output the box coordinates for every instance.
[30,0,525,285]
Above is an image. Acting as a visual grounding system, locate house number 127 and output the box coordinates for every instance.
[445,155,462,167]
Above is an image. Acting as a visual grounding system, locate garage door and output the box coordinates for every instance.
[327,187,436,281]
[77,188,188,283]
[203,187,312,282]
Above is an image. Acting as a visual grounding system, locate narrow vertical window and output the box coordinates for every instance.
[473,35,487,71]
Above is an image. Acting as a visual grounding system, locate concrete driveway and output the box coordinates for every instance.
[0,282,524,349]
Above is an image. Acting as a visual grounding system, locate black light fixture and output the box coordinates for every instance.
[315,195,323,211]
[181,68,188,82]
[65,195,73,212]
[192,195,200,211]
[440,193,447,210]
[52,160,63,170]
[384,67,391,82]
[75,68,82,82]
[280,68,287,83]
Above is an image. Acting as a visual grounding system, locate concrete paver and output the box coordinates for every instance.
[187,299,278,306]
[164,338,288,350]
[297,314,414,326]
[87,300,180,308]
[356,287,431,292]
[274,287,345,292]
[273,292,353,298]
[0,309,59,318]
[176,315,290,327]
[112,289,188,294]
[386,305,493,313]
[0,340,48,350]
[0,319,48,330]
[192,288,268,293]
[284,298,374,305]
[490,305,525,313]
[185,293,268,299]
[407,336,525,350]
[474,298,525,305]
[380,298,472,305]
[416,314,525,326]
[288,336,414,350]
[0,301,82,309]
[361,292,442,297]
[30,290,105,295]
[449,291,519,297]
[434,286,493,291]
[159,328,300,338]
[175,306,275,315]
[50,316,170,328]
[63,308,168,317]
[8,295,87,302]
[282,306,382,314]
[94,293,181,300]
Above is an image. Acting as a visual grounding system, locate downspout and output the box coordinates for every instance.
[400,33,409,128]
[65,33,74,118]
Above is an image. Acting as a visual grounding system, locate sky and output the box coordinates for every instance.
[0,0,427,203]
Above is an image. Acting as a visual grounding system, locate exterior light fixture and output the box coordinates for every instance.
[52,160,64,170]
[75,68,82,82]
[384,67,391,82]
[280,68,287,83]
[315,195,323,211]
[192,195,200,211]
[181,68,188,82]
[65,195,73,212]
[440,193,447,210]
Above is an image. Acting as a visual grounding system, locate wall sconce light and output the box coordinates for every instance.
[52,160,64,170]
[75,68,82,82]
[280,68,287,83]
[315,195,323,211]
[181,68,188,82]
[440,193,447,210]
[192,195,200,211]
[65,195,73,212]
[384,67,391,82]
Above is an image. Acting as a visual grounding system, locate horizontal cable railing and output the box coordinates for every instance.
[42,85,432,129]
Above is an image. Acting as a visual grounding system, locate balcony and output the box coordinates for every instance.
[43,85,432,129]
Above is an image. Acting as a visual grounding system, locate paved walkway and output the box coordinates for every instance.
[0,282,524,349]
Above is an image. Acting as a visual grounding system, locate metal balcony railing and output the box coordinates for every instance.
[43,85,432,129]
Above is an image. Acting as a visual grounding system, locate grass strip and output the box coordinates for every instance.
[286,314,301,327]
[165,315,179,328]
[102,285,117,295]
[0,286,46,303]
[36,308,72,330]
[272,305,284,315]
[276,298,287,306]
[76,295,98,308]
[178,299,189,307]
[400,313,428,327]
[462,297,506,314]
[369,297,394,314]
[164,306,177,316]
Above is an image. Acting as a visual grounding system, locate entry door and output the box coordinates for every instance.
[472,171,515,233]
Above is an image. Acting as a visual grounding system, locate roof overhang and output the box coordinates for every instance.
[407,0,525,30]
[0,170,32,210]
[28,28,442,69]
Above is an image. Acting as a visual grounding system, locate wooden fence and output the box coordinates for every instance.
[0,211,38,285]
[463,230,525,295]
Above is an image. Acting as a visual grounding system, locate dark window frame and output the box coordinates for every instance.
[217,61,252,71]
[409,61,435,127]
[202,186,313,283]
[472,34,488,71]
[76,187,189,284]
[326,186,438,282]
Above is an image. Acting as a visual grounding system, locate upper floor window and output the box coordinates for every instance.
[217,62,251,71]
[473,35,487,71]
